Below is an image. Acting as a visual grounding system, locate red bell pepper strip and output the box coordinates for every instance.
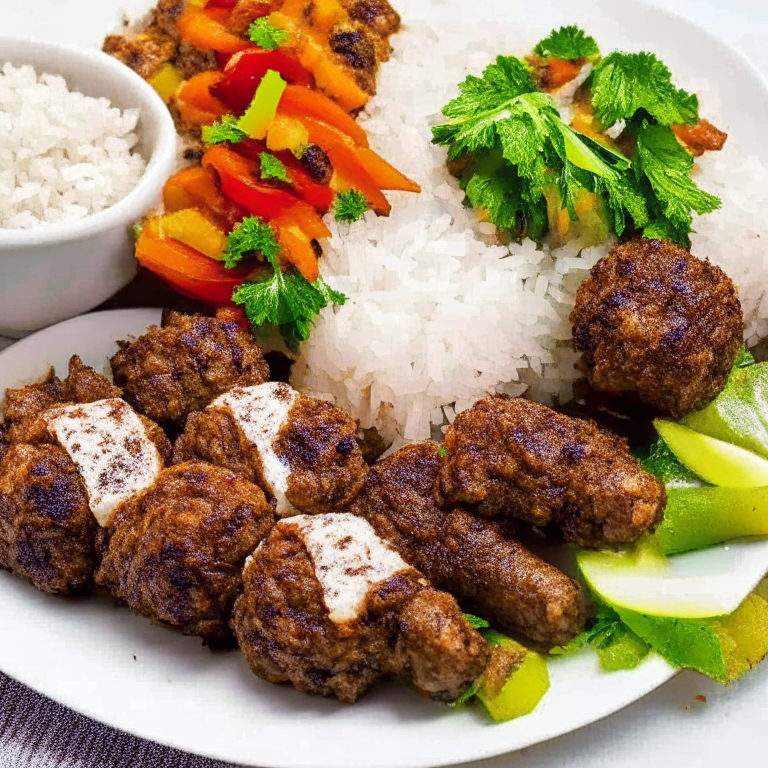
[233,139,335,213]
[202,146,331,240]
[135,228,251,306]
[280,85,369,147]
[210,50,314,113]
[206,0,237,8]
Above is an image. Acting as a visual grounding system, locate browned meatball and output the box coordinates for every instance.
[329,24,378,94]
[341,0,400,61]
[438,395,666,548]
[2,355,121,445]
[111,312,270,428]
[231,513,489,703]
[0,443,97,594]
[570,238,743,419]
[96,462,274,643]
[350,441,585,647]
[173,383,368,516]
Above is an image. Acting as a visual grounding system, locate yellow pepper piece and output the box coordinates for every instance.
[156,209,227,260]
[148,63,184,105]
[266,115,310,154]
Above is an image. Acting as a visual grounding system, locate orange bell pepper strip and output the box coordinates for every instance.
[202,145,331,240]
[327,147,390,216]
[163,166,249,232]
[273,216,320,283]
[269,12,368,112]
[294,115,420,193]
[280,85,368,146]
[176,71,228,114]
[177,6,252,54]
[136,227,251,306]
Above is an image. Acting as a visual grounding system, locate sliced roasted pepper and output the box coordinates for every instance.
[148,63,184,104]
[295,115,420,192]
[155,209,228,260]
[211,49,314,113]
[136,226,252,305]
[202,145,331,239]
[269,12,368,111]
[177,6,252,54]
[280,85,368,146]
[273,215,320,283]
[163,165,249,232]
[174,71,228,126]
[234,139,335,212]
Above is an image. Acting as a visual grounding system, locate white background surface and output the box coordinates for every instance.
[2,0,768,766]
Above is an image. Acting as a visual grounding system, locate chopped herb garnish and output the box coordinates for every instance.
[334,189,369,223]
[223,216,281,270]
[201,114,247,146]
[534,25,600,62]
[232,232,347,349]
[590,51,699,129]
[259,152,291,184]
[464,613,491,629]
[132,222,144,241]
[248,17,290,50]
[734,346,755,369]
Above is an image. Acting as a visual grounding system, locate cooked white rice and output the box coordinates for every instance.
[0,63,146,229]
[294,22,768,444]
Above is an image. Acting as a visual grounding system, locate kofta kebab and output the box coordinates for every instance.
[102,0,420,321]
[1,230,741,706]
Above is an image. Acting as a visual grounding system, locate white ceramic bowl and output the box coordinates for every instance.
[0,37,177,338]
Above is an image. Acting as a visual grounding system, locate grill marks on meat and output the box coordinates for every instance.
[173,384,368,516]
[438,396,666,549]
[0,443,97,594]
[231,514,489,702]
[97,462,275,643]
[350,441,586,647]
[111,312,270,429]
[570,238,743,419]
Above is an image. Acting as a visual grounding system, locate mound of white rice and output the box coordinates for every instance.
[291,22,768,445]
[0,63,146,229]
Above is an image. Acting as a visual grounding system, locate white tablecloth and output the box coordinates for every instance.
[2,0,768,765]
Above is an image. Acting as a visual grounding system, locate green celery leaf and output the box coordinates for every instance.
[591,51,700,128]
[534,26,601,62]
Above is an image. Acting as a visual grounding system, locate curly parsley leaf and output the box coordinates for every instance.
[223,216,282,270]
[248,17,290,50]
[259,152,291,184]
[534,26,601,62]
[334,189,369,223]
[634,122,720,246]
[591,51,699,129]
[201,114,247,146]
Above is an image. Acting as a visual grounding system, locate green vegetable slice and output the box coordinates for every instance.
[237,69,287,140]
[654,419,768,488]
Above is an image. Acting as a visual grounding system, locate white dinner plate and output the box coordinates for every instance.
[3,0,768,765]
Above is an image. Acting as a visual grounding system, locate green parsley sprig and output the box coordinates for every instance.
[249,18,290,50]
[533,25,600,62]
[227,217,347,349]
[201,115,246,146]
[334,189,369,223]
[259,152,291,184]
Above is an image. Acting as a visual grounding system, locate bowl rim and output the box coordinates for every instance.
[0,35,177,248]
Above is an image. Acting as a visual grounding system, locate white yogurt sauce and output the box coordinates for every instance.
[291,513,411,623]
[212,382,299,517]
[45,398,162,527]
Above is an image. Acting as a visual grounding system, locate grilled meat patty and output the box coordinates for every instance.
[350,441,586,647]
[111,312,270,429]
[570,238,743,419]
[437,395,666,548]
[97,461,275,643]
[231,512,489,703]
